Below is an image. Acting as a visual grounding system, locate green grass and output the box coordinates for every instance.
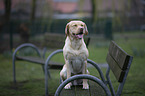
[0,31,145,96]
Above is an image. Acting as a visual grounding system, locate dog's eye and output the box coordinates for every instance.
[73,24,77,27]
[81,24,83,27]
[72,33,75,35]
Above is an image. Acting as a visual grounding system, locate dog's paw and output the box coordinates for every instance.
[83,83,89,89]
[64,83,71,89]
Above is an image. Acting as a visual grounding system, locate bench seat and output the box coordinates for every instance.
[16,56,63,69]
[60,81,105,96]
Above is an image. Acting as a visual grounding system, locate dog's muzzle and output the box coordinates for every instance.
[73,28,84,39]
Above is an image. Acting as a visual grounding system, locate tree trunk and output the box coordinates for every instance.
[31,0,36,21]
[4,0,11,22]
[91,0,97,33]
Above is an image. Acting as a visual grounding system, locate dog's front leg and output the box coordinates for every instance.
[83,60,89,89]
[64,60,72,89]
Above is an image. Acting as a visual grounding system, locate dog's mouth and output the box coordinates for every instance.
[72,32,84,39]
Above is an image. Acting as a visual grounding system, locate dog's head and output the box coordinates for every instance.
[65,21,88,39]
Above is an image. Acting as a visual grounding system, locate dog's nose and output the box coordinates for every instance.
[80,28,83,32]
[79,28,83,34]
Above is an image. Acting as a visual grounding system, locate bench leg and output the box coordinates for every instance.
[47,68,51,78]
[42,65,45,73]
[42,65,51,78]
[12,57,16,83]
[12,43,42,83]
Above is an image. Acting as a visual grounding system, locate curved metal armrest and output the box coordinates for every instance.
[55,74,111,96]
[87,59,106,84]
[45,49,63,96]
[12,43,41,60]
[45,49,63,69]
[12,43,41,83]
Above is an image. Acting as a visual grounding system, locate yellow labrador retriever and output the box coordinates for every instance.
[60,20,89,89]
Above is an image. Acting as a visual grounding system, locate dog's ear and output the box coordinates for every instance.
[65,23,69,36]
[84,23,88,35]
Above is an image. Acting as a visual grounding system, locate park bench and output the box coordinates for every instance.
[12,34,90,83]
[44,41,133,96]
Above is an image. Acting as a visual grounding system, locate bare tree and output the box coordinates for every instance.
[91,0,97,33]
[4,0,11,22]
[31,0,36,21]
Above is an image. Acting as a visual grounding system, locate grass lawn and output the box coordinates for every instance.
[0,31,145,96]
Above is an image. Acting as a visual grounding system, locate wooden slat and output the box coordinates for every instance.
[16,56,63,69]
[48,64,63,69]
[44,33,90,48]
[59,79,107,96]
[106,53,125,82]
[89,81,106,96]
[75,85,90,96]
[109,41,130,70]
[16,56,45,64]
[60,86,76,96]
[84,37,90,48]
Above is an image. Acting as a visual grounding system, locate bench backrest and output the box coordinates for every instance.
[106,41,132,82]
[44,33,90,49]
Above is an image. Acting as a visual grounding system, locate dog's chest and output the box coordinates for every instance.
[69,56,85,74]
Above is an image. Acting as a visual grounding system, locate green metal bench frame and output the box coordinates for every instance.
[12,40,133,96]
